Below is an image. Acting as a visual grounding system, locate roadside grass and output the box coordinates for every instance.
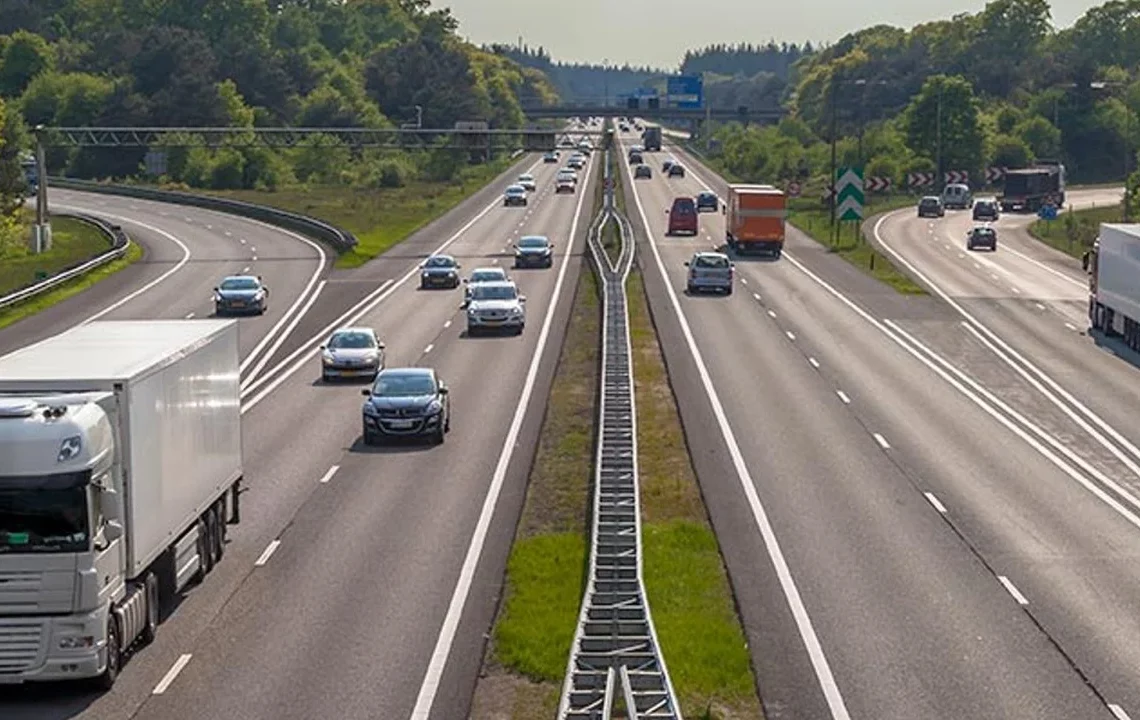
[200,157,516,268]
[1029,203,1122,259]
[0,213,113,296]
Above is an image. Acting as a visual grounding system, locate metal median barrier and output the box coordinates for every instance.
[48,176,359,253]
[0,212,130,312]
[556,149,682,720]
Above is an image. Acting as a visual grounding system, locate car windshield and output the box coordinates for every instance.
[973,228,995,236]
[425,256,455,268]
[673,201,695,214]
[694,255,730,269]
[373,373,436,397]
[471,270,505,282]
[471,285,518,301]
[921,198,939,206]
[506,186,524,194]
[519,175,533,182]
[700,193,715,201]
[328,331,375,349]
[519,237,548,249]
[0,474,90,554]
[220,277,259,290]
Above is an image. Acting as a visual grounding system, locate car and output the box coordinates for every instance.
[361,367,450,445]
[668,163,686,178]
[634,165,652,180]
[214,274,268,315]
[543,151,558,163]
[463,266,510,303]
[577,141,592,155]
[320,327,385,382]
[568,155,585,170]
[504,184,528,206]
[685,252,734,295]
[917,195,945,218]
[973,197,1000,221]
[662,158,675,173]
[558,168,578,184]
[666,197,699,236]
[420,254,461,288]
[630,145,644,154]
[466,280,527,335]
[696,191,719,212]
[515,235,554,268]
[941,183,973,209]
[966,225,998,251]
[628,151,644,165]
[556,176,576,193]
[518,173,537,191]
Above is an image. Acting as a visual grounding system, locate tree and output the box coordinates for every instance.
[0,29,54,97]
[903,75,986,176]
[0,97,29,216]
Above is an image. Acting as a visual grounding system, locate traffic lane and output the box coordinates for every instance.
[128,182,589,720]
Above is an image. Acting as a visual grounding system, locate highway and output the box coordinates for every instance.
[0,151,591,720]
[619,128,1133,719]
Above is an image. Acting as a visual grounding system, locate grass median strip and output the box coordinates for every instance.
[1028,203,1121,259]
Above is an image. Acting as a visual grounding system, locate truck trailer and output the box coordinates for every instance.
[725,184,787,257]
[1000,161,1066,212]
[0,319,243,689]
[1085,224,1140,352]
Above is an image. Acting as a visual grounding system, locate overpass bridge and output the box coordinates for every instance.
[521,104,785,124]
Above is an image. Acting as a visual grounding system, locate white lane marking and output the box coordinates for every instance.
[998,242,1085,288]
[184,312,195,319]
[990,273,999,280]
[873,433,891,449]
[785,330,796,341]
[924,492,947,513]
[1108,704,1132,720]
[1035,303,1046,310]
[491,257,499,264]
[740,277,748,285]
[752,292,761,300]
[152,653,193,695]
[240,238,247,244]
[225,231,232,237]
[444,320,452,329]
[239,281,326,392]
[767,309,777,318]
[1065,322,1078,331]
[1011,287,1020,294]
[974,263,981,269]
[254,540,281,567]
[129,205,140,210]
[242,266,250,273]
[424,343,434,354]
[410,153,594,720]
[997,575,1029,605]
[618,141,852,720]
[836,390,851,404]
[809,357,820,369]
[206,224,213,230]
[183,217,192,222]
[251,246,257,253]
[958,252,965,258]
[252,255,257,261]
[318,465,339,484]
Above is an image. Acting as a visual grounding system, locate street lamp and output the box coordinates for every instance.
[828,76,881,225]
[414,105,423,129]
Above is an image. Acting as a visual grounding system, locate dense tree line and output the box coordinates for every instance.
[0,0,557,209]
[488,44,663,104]
[704,0,1140,190]
[680,42,811,81]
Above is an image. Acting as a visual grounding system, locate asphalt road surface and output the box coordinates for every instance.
[0,149,594,720]
[618,128,1129,719]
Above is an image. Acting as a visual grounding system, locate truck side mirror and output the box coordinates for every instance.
[101,485,123,520]
[721,204,726,215]
[1081,252,1090,272]
[361,389,371,396]
[103,520,124,543]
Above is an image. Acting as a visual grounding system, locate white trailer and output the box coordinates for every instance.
[0,320,243,689]
[1086,224,1140,352]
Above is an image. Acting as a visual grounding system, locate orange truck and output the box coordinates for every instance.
[725,184,787,257]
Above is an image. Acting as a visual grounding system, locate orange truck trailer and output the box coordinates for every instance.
[725,184,787,257]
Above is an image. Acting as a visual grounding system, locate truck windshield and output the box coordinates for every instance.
[0,475,90,553]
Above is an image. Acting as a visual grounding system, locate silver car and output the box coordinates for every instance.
[685,252,734,295]
[320,327,385,381]
[464,266,510,303]
[518,173,537,191]
[466,281,526,335]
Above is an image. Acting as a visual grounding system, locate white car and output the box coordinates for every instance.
[466,281,526,335]
[463,266,510,303]
[518,173,536,192]
[557,169,578,185]
[320,326,385,381]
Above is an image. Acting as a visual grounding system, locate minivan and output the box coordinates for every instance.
[973,198,999,221]
[667,197,698,236]
[941,183,973,209]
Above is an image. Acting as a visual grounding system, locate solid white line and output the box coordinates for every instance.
[424,343,434,354]
[254,540,281,567]
[409,153,594,720]
[785,330,796,341]
[998,242,1085,288]
[318,465,339,484]
[873,433,890,449]
[836,390,850,404]
[1108,703,1132,720]
[152,653,192,695]
[924,492,947,513]
[239,280,327,392]
[184,312,194,319]
[619,139,852,719]
[809,357,820,368]
[997,575,1029,605]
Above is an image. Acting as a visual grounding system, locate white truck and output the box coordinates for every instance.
[0,319,244,689]
[1084,224,1140,352]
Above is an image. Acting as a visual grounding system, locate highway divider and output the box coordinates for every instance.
[0,212,130,312]
[48,176,359,253]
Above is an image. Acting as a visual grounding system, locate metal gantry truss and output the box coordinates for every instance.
[558,149,682,720]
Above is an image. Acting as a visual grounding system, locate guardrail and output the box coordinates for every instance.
[556,147,681,719]
[0,212,130,311]
[48,176,359,252]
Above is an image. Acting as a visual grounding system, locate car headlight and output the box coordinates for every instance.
[426,400,442,414]
[362,402,378,415]
[510,307,523,315]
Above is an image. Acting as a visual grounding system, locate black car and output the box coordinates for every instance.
[515,235,554,268]
[634,165,652,179]
[973,198,999,221]
[966,226,997,251]
[420,254,461,288]
[662,158,675,173]
[214,275,268,315]
[543,152,558,163]
[361,368,450,445]
[917,196,945,218]
[629,152,644,165]
[696,191,719,212]
[668,163,686,178]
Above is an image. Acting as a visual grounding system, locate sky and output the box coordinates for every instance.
[443,0,1107,69]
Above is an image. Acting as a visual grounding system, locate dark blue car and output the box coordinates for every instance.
[361,368,450,445]
[214,275,269,315]
[696,191,719,212]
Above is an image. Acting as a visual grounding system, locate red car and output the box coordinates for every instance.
[666,197,698,236]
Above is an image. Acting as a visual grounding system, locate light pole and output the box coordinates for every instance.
[935,82,944,193]
[414,105,423,129]
[1086,81,1132,220]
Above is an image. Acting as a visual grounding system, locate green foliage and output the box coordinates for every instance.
[0,97,30,215]
[902,75,986,175]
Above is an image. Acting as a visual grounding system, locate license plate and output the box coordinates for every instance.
[388,419,414,429]
[231,301,245,307]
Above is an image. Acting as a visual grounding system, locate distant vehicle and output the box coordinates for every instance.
[642,124,663,151]
[1085,224,1140,348]
[568,155,585,170]
[515,235,555,268]
[668,163,686,177]
[543,151,558,163]
[464,266,510,303]
[941,183,973,209]
[634,165,652,180]
[667,197,699,236]
[966,225,998,252]
[518,173,537,191]
[629,151,644,165]
[725,184,787,256]
[662,158,675,173]
[685,251,735,295]
[420,254,461,288]
[917,195,945,218]
[466,280,527,335]
[556,175,576,193]
[320,327,385,382]
[577,140,593,155]
[629,145,644,155]
[504,184,528,206]
[361,367,450,445]
[214,274,268,315]
[973,198,1000,221]
[1001,161,1066,212]
[696,192,719,212]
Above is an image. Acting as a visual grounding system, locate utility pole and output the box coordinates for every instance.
[935,83,944,194]
[829,79,838,226]
[32,125,51,253]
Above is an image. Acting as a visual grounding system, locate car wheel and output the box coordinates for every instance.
[687,284,696,294]
[432,426,445,445]
[467,325,477,337]
[725,285,733,295]
[362,428,376,446]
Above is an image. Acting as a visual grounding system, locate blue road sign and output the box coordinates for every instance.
[634,87,658,98]
[1038,203,1058,221]
[666,75,703,109]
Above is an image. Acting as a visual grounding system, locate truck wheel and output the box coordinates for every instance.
[198,518,214,576]
[94,617,121,691]
[141,573,159,645]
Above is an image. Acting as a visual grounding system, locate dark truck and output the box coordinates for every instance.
[642,124,663,151]
[999,161,1065,212]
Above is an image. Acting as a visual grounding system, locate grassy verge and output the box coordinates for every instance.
[1028,203,1121,259]
[0,213,113,296]
[200,157,517,268]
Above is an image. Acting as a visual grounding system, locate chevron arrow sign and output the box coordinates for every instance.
[835,166,864,220]
[985,166,1005,183]
[944,170,969,184]
[907,172,934,187]
[865,176,892,192]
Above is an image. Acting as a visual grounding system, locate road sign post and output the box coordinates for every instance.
[835,166,865,223]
